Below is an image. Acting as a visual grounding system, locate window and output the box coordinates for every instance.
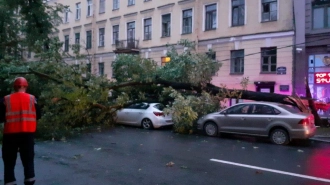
[251,104,280,115]
[205,4,217,30]
[99,0,105,13]
[64,35,69,52]
[86,31,92,49]
[74,33,80,51]
[261,0,277,22]
[76,3,81,20]
[144,18,152,40]
[87,63,91,73]
[75,33,80,44]
[161,56,171,66]
[87,0,93,16]
[127,22,135,40]
[182,9,192,34]
[312,1,330,29]
[225,104,252,114]
[232,0,245,26]
[27,49,31,58]
[261,47,277,72]
[127,22,135,48]
[128,0,135,6]
[206,51,216,60]
[113,0,119,9]
[112,25,119,44]
[231,50,244,74]
[99,62,104,76]
[64,8,69,23]
[99,28,105,47]
[162,14,171,37]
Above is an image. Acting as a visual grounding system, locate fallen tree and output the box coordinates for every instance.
[22,68,326,127]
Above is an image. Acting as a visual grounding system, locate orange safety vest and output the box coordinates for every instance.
[4,92,37,133]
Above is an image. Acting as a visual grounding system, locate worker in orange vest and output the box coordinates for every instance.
[0,77,41,185]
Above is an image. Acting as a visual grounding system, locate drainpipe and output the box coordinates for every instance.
[292,0,297,95]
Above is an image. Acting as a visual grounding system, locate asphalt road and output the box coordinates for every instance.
[0,126,330,185]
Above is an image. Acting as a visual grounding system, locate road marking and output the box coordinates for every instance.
[210,159,330,183]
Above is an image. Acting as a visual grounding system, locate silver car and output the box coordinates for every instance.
[197,102,316,145]
[116,103,173,129]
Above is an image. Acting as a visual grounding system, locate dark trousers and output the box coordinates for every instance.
[2,133,35,185]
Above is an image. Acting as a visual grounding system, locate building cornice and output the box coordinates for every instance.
[62,28,71,32]
[96,19,107,24]
[84,23,92,27]
[157,3,175,10]
[140,8,155,14]
[73,25,82,30]
[110,16,121,21]
[123,12,138,18]
[178,0,195,5]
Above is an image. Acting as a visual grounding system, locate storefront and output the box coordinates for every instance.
[308,54,330,115]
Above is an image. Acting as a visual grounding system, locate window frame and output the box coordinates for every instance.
[261,0,278,22]
[98,62,104,76]
[161,13,171,37]
[64,8,69,23]
[113,0,119,10]
[205,4,217,31]
[64,35,69,52]
[86,30,92,49]
[312,2,330,29]
[99,0,105,13]
[230,50,244,74]
[112,25,119,44]
[75,32,80,45]
[87,0,93,17]
[76,2,81,20]
[231,0,245,26]
[127,21,135,41]
[86,63,91,73]
[98,28,105,47]
[128,0,135,6]
[144,18,152,40]
[261,47,277,73]
[182,9,193,34]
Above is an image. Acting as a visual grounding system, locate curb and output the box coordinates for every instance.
[310,137,330,143]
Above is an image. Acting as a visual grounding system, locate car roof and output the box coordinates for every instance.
[235,101,284,106]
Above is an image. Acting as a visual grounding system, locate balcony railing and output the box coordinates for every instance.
[115,39,139,50]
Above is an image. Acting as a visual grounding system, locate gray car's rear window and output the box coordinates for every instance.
[278,105,301,113]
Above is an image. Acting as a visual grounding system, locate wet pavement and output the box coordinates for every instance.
[0,126,330,185]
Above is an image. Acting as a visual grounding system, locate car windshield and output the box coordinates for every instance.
[153,104,164,111]
[278,104,301,113]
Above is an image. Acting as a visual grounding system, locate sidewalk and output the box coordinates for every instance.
[311,127,330,143]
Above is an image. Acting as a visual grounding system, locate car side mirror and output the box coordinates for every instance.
[222,111,227,115]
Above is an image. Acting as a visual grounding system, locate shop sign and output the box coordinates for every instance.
[279,85,289,92]
[314,72,330,84]
[276,66,286,75]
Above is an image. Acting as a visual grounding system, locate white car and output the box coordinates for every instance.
[116,103,173,129]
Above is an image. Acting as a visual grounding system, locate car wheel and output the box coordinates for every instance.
[141,118,153,130]
[204,122,218,137]
[270,129,290,145]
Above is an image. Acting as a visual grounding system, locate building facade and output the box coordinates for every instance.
[294,0,330,104]
[49,0,295,99]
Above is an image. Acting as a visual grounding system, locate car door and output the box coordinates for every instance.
[249,104,281,135]
[219,104,254,134]
[124,103,143,125]
[126,103,149,126]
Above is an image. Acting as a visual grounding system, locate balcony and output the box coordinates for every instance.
[114,39,139,54]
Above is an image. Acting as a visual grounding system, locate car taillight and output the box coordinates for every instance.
[153,112,164,116]
[298,118,309,126]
